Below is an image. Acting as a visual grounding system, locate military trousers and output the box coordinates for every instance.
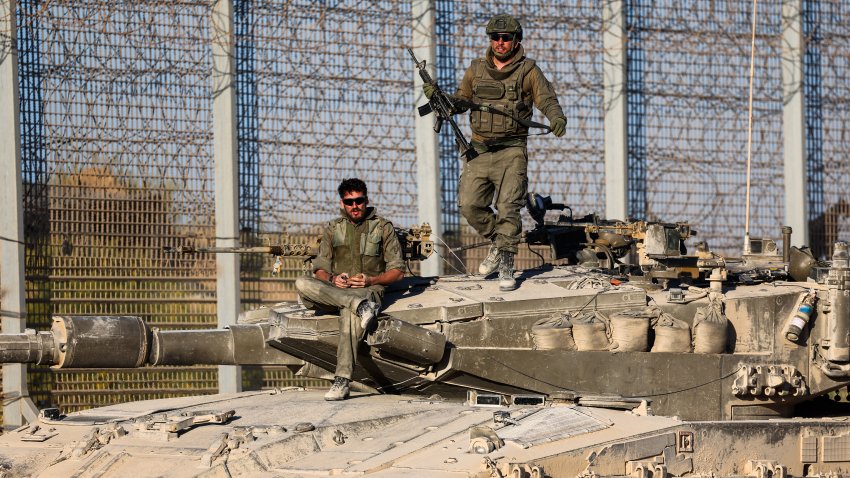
[458,145,528,254]
[294,276,383,380]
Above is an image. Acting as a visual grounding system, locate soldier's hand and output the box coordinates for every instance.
[348,273,372,288]
[423,83,437,99]
[333,273,350,288]
[451,97,474,113]
[551,117,566,137]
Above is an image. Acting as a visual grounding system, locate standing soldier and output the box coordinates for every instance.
[295,178,405,401]
[424,14,566,291]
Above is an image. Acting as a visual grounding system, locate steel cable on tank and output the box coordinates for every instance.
[478,358,745,400]
[620,364,745,399]
[526,242,545,268]
[432,233,471,275]
[372,374,426,393]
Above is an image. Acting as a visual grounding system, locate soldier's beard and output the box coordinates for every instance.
[493,45,518,62]
[346,209,365,223]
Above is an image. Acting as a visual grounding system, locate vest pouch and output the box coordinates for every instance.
[482,104,516,135]
[361,235,381,256]
[360,221,383,257]
[505,82,518,101]
[332,222,346,246]
[502,105,515,132]
[473,80,505,100]
[471,104,492,133]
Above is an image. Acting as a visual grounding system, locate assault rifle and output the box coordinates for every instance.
[408,48,477,161]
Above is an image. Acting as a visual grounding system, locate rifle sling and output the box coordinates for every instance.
[468,104,552,132]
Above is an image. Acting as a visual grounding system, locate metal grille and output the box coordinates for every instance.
[237,2,416,228]
[804,0,850,258]
[435,0,463,271]
[626,1,785,254]
[16,0,219,412]
[233,0,417,297]
[11,0,51,415]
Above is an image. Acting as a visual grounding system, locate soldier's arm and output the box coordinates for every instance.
[525,66,566,123]
[355,268,403,287]
[455,65,474,101]
[311,223,335,280]
[446,65,475,113]
[377,223,405,284]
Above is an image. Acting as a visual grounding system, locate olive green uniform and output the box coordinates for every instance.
[456,45,565,253]
[295,207,404,380]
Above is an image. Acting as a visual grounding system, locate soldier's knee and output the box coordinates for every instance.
[294,276,312,293]
[459,203,474,220]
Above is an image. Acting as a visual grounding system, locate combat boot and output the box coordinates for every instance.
[324,376,350,401]
[478,242,501,276]
[498,250,517,291]
[356,300,380,330]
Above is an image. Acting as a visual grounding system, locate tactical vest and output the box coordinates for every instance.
[330,215,388,278]
[469,58,536,139]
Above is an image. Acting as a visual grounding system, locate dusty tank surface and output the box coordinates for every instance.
[2,196,850,477]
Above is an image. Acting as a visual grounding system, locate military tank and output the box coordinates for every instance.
[1,195,849,477]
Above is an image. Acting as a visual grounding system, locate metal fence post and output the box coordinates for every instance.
[412,0,442,276]
[782,0,808,247]
[1,0,39,426]
[211,0,242,393]
[603,0,628,221]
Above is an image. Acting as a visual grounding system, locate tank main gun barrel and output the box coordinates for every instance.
[0,331,56,365]
[0,315,295,368]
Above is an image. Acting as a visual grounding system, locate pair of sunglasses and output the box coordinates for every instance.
[342,196,367,206]
[489,33,515,42]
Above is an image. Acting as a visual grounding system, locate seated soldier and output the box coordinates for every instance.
[295,178,404,401]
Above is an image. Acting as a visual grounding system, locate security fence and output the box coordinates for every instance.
[1,0,848,416]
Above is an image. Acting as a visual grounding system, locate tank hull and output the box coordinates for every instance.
[2,389,849,477]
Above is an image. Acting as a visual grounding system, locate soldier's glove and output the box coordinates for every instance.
[551,117,567,137]
[450,97,474,114]
[423,83,437,99]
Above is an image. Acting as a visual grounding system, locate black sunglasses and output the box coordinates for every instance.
[342,196,367,206]
[489,33,515,42]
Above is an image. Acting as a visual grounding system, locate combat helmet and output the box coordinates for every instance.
[486,14,523,41]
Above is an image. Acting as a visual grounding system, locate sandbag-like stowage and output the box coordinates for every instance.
[651,309,692,353]
[609,310,651,352]
[693,295,728,354]
[531,316,576,351]
[571,311,611,351]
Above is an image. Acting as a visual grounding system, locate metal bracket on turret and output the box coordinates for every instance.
[627,460,666,478]
[200,427,255,467]
[134,409,235,441]
[732,364,807,398]
[745,460,787,478]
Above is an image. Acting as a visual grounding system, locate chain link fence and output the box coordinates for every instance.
[1,0,848,415]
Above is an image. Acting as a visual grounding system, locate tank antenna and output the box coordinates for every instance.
[743,0,759,255]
